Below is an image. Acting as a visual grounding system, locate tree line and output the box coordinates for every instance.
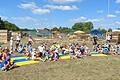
[0,17,20,31]
[0,17,113,33]
[50,22,112,34]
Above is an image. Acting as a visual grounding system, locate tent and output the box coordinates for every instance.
[90,29,103,37]
[74,30,85,34]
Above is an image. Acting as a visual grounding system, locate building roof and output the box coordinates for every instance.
[0,30,7,33]
[113,30,120,32]
[36,29,50,33]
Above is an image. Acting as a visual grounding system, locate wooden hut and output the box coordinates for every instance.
[110,30,120,43]
[0,30,11,43]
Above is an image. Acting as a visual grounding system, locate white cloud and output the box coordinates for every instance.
[70,16,87,22]
[0,15,8,20]
[116,0,120,3]
[115,21,120,25]
[115,10,120,14]
[107,14,117,18]
[45,5,78,11]
[32,8,50,15]
[18,2,50,15]
[86,18,103,23]
[11,16,48,22]
[18,2,37,9]
[70,16,103,24]
[97,10,104,13]
[49,0,80,3]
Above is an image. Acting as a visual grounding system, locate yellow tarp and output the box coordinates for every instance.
[15,60,39,66]
[60,56,71,60]
[91,54,107,57]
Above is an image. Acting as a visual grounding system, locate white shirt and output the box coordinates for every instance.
[16,35,20,41]
[38,46,44,52]
[31,51,36,59]
[106,35,111,41]
[10,39,13,46]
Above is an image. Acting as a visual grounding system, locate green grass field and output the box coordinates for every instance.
[1,55,120,80]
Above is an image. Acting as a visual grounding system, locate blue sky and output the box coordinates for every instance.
[0,0,120,29]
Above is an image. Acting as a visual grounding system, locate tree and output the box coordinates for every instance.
[72,22,93,32]
[98,28,107,34]
[108,28,112,32]
[59,27,73,34]
[44,28,50,31]
[0,17,5,29]
[51,27,59,31]
[0,17,20,31]
[3,21,20,31]
[117,28,120,30]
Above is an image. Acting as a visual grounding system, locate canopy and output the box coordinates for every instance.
[50,44,60,49]
[74,30,85,34]
[90,29,103,37]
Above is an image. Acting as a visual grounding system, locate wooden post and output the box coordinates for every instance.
[118,34,120,44]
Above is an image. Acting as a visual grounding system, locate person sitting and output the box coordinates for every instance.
[38,45,45,58]
[53,48,59,61]
[31,48,37,60]
[75,48,82,58]
[0,57,8,71]
[102,44,109,54]
[43,49,50,62]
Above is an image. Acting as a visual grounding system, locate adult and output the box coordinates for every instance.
[106,34,111,43]
[28,35,34,45]
[16,33,21,49]
[38,45,45,57]
[10,37,13,54]
[92,35,98,51]
[16,33,21,43]
[118,34,120,44]
[92,35,98,45]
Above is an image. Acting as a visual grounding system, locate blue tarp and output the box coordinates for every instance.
[90,29,103,37]
[13,58,31,63]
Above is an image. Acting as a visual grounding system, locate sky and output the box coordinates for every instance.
[0,0,120,29]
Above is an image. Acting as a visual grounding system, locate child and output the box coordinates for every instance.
[53,48,59,61]
[75,48,82,58]
[10,37,13,54]
[102,44,109,54]
[0,57,8,71]
[31,48,37,60]
[43,49,50,62]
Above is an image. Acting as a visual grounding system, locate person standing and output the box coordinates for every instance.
[106,34,111,43]
[28,35,34,45]
[16,33,21,49]
[10,37,13,54]
[92,35,98,51]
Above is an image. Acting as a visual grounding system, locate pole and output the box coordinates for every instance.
[108,0,110,15]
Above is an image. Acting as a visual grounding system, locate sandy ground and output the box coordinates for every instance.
[0,37,119,80]
[0,55,120,80]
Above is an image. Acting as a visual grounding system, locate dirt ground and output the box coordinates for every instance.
[0,37,119,80]
[0,55,120,80]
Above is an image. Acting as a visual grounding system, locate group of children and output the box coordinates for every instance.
[18,42,120,62]
[94,43,120,55]
[0,33,120,71]
[0,46,14,71]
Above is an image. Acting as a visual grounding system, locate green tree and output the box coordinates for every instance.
[4,21,20,31]
[44,28,50,31]
[72,22,93,32]
[51,27,59,31]
[59,27,73,34]
[108,28,112,32]
[0,17,20,31]
[98,28,107,34]
[0,17,5,29]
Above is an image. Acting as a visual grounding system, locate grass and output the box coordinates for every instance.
[1,55,120,80]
